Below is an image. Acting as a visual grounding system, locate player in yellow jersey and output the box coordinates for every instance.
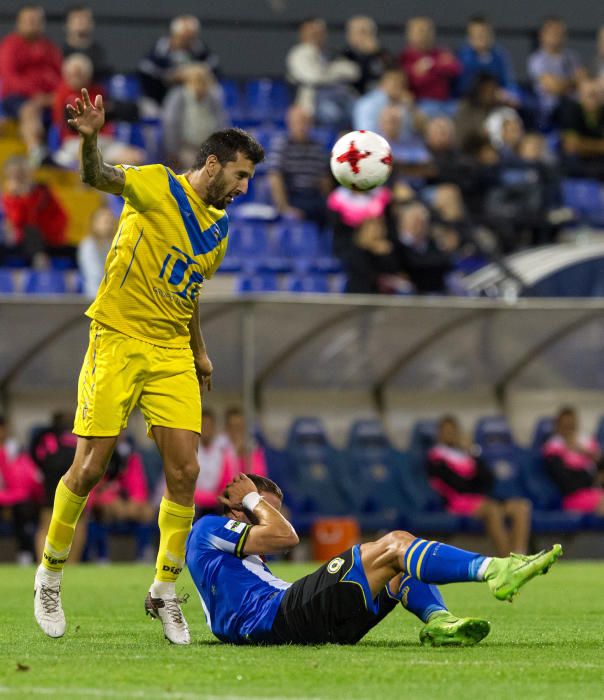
[33,88,264,644]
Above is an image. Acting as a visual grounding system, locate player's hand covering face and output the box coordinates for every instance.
[220,473,258,513]
[204,153,255,209]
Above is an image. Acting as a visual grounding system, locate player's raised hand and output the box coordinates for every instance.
[66,88,105,138]
[219,473,258,510]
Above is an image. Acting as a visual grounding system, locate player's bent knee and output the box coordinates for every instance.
[379,530,415,560]
[165,460,199,493]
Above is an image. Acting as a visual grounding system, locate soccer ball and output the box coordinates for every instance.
[330,130,392,191]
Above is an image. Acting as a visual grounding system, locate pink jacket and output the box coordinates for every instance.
[0,445,43,506]
[88,453,148,508]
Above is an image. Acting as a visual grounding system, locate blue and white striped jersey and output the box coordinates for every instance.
[185,515,290,644]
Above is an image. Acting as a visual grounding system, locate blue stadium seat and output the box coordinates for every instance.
[219,79,244,121]
[229,222,269,259]
[561,179,604,226]
[23,270,66,294]
[408,419,438,458]
[531,416,554,452]
[347,419,391,452]
[0,269,14,293]
[245,79,291,122]
[273,221,320,260]
[107,73,141,101]
[236,272,278,293]
[595,416,604,449]
[474,416,514,449]
[286,274,329,294]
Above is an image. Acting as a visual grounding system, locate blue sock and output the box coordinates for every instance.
[392,575,448,623]
[405,538,489,584]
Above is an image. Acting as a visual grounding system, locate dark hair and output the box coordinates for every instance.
[65,4,91,17]
[225,406,243,422]
[438,414,459,429]
[467,15,489,27]
[203,407,215,420]
[541,16,564,28]
[192,128,264,170]
[246,474,283,501]
[556,406,576,421]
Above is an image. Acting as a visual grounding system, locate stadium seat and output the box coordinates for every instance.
[236,272,278,293]
[23,270,67,294]
[408,419,438,458]
[0,269,14,294]
[219,79,244,121]
[228,222,269,259]
[474,416,515,449]
[531,417,554,452]
[286,274,329,294]
[245,79,291,122]
[347,419,391,452]
[107,73,141,101]
[561,179,604,226]
[273,221,320,260]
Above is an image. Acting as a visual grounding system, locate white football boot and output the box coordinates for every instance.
[34,565,66,638]
[145,587,191,645]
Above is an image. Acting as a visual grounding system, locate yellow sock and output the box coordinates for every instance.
[155,497,194,583]
[42,479,88,572]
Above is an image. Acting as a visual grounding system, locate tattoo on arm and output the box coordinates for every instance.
[80,135,125,194]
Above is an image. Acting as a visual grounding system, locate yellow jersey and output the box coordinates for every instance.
[86,164,228,347]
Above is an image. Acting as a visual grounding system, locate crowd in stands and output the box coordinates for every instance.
[2,403,604,563]
[0,405,267,563]
[2,7,604,297]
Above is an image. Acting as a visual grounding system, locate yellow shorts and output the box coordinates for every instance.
[74,321,201,437]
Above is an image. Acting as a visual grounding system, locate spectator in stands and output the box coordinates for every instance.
[87,436,154,530]
[399,17,461,117]
[0,6,62,166]
[485,107,525,158]
[559,78,604,179]
[62,5,110,81]
[0,414,42,564]
[423,115,461,174]
[139,15,220,110]
[286,17,359,129]
[427,415,531,556]
[542,406,604,515]
[31,411,86,563]
[340,16,392,95]
[267,105,331,227]
[1,155,69,266]
[53,53,145,170]
[391,201,453,294]
[527,17,586,127]
[339,215,405,294]
[456,16,515,98]
[455,73,509,153]
[78,205,117,299]
[162,63,228,170]
[222,407,268,478]
[378,105,426,177]
[194,408,231,517]
[353,68,420,135]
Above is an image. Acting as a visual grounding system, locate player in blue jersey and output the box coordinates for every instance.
[186,473,562,646]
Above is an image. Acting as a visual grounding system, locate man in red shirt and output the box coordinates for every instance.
[399,17,460,117]
[0,5,62,164]
[1,156,68,265]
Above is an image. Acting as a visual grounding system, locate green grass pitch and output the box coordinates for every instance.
[1,562,603,699]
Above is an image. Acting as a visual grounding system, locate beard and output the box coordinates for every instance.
[204,171,231,209]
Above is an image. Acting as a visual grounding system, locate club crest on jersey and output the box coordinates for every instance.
[327,557,345,574]
[159,245,204,300]
[225,520,246,534]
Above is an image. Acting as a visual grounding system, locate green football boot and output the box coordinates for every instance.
[419,612,491,647]
[485,544,563,602]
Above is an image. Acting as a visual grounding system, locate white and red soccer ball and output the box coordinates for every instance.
[330,130,392,191]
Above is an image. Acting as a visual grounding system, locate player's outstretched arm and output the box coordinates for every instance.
[220,474,299,555]
[66,88,125,195]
